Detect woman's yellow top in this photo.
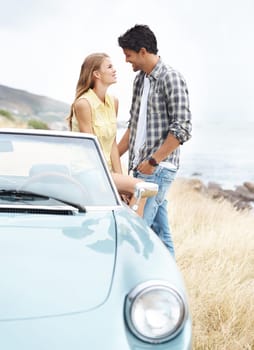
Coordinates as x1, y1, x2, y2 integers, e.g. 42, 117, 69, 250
72, 89, 117, 170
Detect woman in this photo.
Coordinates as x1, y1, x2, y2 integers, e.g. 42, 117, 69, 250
67, 53, 145, 215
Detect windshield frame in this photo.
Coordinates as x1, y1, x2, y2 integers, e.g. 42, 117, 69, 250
0, 129, 122, 209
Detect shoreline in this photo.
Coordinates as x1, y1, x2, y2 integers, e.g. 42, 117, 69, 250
176, 177, 254, 211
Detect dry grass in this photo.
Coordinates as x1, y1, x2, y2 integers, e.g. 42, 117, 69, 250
169, 178, 254, 349
0, 118, 27, 128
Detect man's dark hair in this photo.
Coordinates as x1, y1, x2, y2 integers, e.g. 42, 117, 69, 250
118, 24, 158, 54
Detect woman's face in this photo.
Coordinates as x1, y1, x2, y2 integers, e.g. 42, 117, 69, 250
97, 57, 117, 85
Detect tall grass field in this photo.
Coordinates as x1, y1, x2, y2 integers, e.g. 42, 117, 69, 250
169, 178, 254, 349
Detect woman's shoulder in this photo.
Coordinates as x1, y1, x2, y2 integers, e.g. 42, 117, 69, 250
73, 97, 91, 114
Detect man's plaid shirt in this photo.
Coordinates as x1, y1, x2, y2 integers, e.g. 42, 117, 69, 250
128, 58, 192, 171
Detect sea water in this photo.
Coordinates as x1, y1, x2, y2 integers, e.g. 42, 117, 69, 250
177, 119, 254, 189
118, 119, 254, 190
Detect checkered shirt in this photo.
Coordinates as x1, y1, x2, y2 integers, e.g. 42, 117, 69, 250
128, 58, 192, 171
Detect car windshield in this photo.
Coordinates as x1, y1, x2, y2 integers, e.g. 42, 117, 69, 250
0, 131, 119, 207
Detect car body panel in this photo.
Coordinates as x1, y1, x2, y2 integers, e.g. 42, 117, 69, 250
0, 129, 192, 349
0, 211, 116, 319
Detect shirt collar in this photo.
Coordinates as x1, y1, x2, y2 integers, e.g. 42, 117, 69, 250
89, 88, 111, 108
148, 57, 163, 80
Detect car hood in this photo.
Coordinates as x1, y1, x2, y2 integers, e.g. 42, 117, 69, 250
0, 211, 116, 320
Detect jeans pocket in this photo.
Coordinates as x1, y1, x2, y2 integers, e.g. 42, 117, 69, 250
133, 170, 156, 182
160, 168, 177, 183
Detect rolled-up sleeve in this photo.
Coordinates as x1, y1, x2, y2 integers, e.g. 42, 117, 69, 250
165, 71, 192, 144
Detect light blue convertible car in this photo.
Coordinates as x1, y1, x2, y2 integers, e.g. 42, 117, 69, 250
0, 128, 192, 349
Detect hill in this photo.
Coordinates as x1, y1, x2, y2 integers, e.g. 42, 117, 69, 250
0, 84, 70, 129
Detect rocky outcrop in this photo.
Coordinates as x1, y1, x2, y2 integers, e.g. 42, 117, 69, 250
187, 179, 254, 211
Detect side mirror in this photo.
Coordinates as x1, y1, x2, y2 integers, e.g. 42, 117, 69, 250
131, 182, 158, 212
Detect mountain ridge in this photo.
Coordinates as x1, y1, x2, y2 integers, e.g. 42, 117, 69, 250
0, 84, 70, 128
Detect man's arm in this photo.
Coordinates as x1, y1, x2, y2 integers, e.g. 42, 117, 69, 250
137, 133, 180, 174
138, 70, 191, 175
165, 71, 192, 145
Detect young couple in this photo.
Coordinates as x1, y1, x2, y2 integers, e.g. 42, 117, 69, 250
67, 24, 192, 257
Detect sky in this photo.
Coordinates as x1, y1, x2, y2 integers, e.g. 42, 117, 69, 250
0, 0, 254, 124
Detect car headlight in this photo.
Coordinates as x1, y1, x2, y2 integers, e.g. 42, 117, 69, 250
125, 280, 188, 344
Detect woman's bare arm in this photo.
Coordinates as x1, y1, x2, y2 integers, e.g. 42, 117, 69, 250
110, 139, 123, 173
110, 96, 122, 173
118, 128, 130, 156
73, 98, 93, 133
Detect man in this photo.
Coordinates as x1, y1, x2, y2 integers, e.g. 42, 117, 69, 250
117, 24, 192, 257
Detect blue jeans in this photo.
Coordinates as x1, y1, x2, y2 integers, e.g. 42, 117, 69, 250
133, 166, 177, 257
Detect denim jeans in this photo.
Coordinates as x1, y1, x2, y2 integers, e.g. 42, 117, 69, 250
133, 166, 177, 257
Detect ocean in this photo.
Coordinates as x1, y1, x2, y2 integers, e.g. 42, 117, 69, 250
118, 119, 254, 190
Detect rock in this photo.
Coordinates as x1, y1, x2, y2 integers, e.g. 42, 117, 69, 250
191, 172, 202, 177
187, 178, 254, 211
244, 181, 254, 193
207, 182, 222, 189
207, 182, 224, 199
188, 178, 206, 192
231, 199, 252, 211
235, 186, 254, 201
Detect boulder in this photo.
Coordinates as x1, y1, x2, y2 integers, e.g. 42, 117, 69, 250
235, 185, 254, 201
187, 178, 254, 211
244, 181, 254, 193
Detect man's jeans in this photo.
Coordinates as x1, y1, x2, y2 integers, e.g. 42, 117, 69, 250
133, 166, 177, 257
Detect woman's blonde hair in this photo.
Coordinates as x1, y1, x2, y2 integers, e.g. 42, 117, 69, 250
66, 52, 109, 130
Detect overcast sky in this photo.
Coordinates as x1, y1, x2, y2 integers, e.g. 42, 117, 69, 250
0, 0, 253, 123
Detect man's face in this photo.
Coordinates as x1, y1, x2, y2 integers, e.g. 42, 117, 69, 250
122, 48, 144, 72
